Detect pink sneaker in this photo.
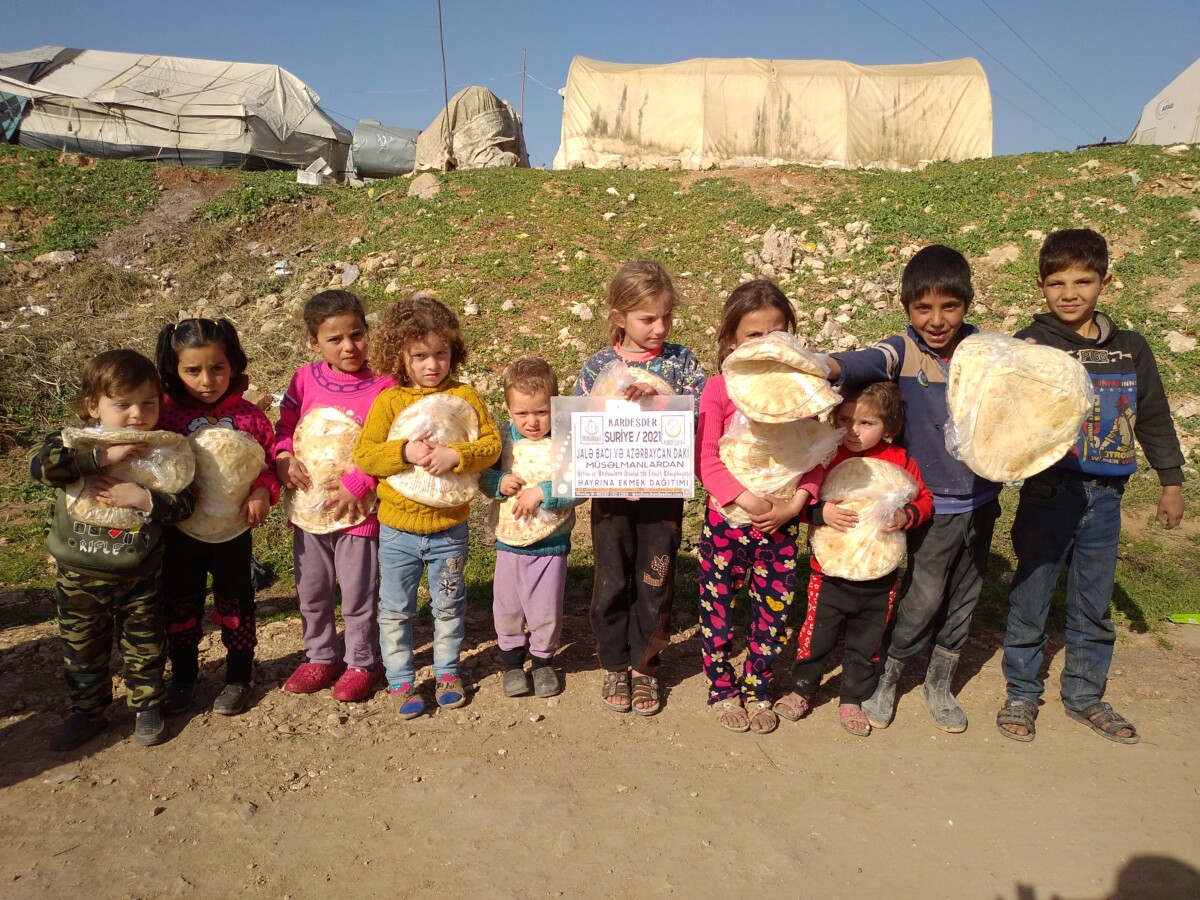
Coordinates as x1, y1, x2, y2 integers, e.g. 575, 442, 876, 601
283, 661, 345, 694
332, 666, 383, 702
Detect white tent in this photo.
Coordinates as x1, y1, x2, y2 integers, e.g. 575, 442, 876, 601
1129, 58, 1200, 146
554, 56, 992, 171
0, 46, 350, 172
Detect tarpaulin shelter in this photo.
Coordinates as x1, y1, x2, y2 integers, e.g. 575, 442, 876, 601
554, 56, 992, 170
1129, 58, 1200, 146
414, 85, 529, 172
351, 119, 421, 179
0, 45, 351, 172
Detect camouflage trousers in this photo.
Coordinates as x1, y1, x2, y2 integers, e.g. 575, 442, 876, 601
56, 567, 166, 717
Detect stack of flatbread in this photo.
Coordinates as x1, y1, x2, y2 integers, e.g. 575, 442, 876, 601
717, 415, 840, 525
590, 359, 675, 397
488, 436, 572, 546
61, 427, 194, 530
946, 333, 1093, 483
283, 406, 371, 535
810, 456, 918, 581
386, 394, 480, 507
178, 427, 266, 543
723, 332, 840, 423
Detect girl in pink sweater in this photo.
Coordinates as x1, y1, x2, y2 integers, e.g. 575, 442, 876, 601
274, 291, 397, 702
695, 281, 823, 734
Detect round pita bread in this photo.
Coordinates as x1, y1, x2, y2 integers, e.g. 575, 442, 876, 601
62, 427, 194, 530
810, 456, 917, 581
947, 333, 1093, 483
717, 417, 840, 525
590, 361, 675, 397
178, 427, 266, 543
488, 437, 572, 547
723, 332, 840, 423
386, 394, 481, 508
283, 406, 371, 535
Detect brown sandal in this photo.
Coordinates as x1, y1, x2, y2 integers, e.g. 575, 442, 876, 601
745, 699, 779, 734
713, 698, 749, 733
774, 692, 811, 722
630, 674, 661, 716
601, 670, 631, 712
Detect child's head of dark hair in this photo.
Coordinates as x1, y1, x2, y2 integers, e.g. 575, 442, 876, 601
716, 279, 797, 367
504, 357, 559, 401
900, 244, 974, 310
369, 293, 467, 385
606, 261, 679, 346
1038, 228, 1109, 279
76, 349, 161, 422
155, 318, 248, 401
839, 381, 905, 438
302, 289, 367, 338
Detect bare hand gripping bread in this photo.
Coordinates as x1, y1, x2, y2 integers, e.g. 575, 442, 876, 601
386, 394, 480, 508
946, 333, 1093, 483
283, 406, 371, 535
488, 436, 572, 546
589, 359, 675, 397
810, 456, 917, 581
62, 426, 194, 530
722, 332, 840, 423
178, 427, 266, 543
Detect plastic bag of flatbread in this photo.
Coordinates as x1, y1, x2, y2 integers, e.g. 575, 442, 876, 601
178, 427, 266, 543
283, 406, 372, 535
945, 332, 1094, 483
61, 427, 195, 530
810, 456, 917, 581
722, 331, 840, 423
488, 436, 573, 547
717, 413, 840, 525
589, 359, 675, 397
386, 394, 480, 508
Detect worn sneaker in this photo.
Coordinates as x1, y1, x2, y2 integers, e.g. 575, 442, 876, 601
134, 708, 167, 746
435, 674, 468, 709
162, 681, 194, 716
389, 682, 425, 719
283, 661, 346, 695
502, 668, 531, 698
212, 683, 252, 716
532, 665, 562, 698
50, 712, 108, 752
332, 666, 383, 703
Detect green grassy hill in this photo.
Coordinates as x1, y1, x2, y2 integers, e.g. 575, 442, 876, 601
2, 143, 1198, 630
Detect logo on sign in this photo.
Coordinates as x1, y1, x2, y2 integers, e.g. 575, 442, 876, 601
1156, 99, 1174, 120
579, 415, 604, 444
662, 414, 688, 446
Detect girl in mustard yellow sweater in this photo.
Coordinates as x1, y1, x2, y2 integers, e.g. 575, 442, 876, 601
353, 295, 500, 718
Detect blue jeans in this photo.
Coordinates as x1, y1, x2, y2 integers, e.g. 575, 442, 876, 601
377, 522, 469, 687
1003, 469, 1124, 711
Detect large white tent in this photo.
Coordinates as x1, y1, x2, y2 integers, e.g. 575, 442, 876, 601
0, 46, 350, 172
1129, 58, 1200, 146
554, 56, 992, 171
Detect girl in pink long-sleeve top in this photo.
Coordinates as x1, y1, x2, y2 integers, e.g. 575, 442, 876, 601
696, 280, 823, 735
274, 291, 397, 703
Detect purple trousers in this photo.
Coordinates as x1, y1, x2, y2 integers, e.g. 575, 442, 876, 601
293, 528, 380, 669
492, 551, 566, 659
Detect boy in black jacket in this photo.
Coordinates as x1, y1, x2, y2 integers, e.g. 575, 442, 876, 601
997, 229, 1185, 744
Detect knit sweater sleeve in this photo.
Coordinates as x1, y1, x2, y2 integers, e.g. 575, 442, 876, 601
353, 389, 409, 478
1131, 333, 1186, 485
447, 384, 502, 475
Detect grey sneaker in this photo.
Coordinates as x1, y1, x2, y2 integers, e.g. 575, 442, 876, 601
134, 708, 167, 746
212, 683, 251, 716
532, 665, 561, 698
503, 668, 531, 697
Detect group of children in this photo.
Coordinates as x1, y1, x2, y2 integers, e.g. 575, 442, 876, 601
32, 227, 1185, 752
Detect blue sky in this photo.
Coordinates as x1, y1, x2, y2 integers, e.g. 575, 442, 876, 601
7, 1, 1198, 167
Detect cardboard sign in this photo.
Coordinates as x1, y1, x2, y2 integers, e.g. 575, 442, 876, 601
550, 396, 695, 499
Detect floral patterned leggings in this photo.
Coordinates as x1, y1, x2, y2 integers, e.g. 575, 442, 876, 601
697, 506, 800, 704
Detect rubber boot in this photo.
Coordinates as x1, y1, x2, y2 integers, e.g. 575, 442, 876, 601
922, 645, 967, 733
862, 656, 905, 729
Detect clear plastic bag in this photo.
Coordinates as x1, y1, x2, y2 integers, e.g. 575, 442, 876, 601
589, 358, 675, 397
61, 426, 194, 530
386, 394, 481, 507
283, 406, 372, 535
488, 436, 572, 547
722, 331, 840, 423
945, 332, 1094, 483
178, 427, 266, 544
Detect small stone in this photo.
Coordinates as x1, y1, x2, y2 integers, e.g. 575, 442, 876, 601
602, 212, 617, 221
152, 806, 166, 817
605, 187, 619, 195
384, 280, 400, 294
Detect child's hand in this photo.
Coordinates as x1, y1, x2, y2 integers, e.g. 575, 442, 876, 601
423, 445, 461, 477
276, 453, 312, 491
512, 486, 543, 519
621, 382, 658, 402
324, 483, 371, 521
242, 486, 271, 528
499, 473, 525, 497
749, 495, 792, 535
90, 475, 152, 512
1157, 484, 1184, 529
734, 490, 772, 518
96, 442, 146, 467
822, 502, 859, 532
881, 508, 907, 533
404, 434, 436, 468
